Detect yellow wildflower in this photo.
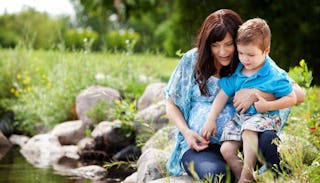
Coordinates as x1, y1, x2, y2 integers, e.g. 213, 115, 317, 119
23, 76, 31, 84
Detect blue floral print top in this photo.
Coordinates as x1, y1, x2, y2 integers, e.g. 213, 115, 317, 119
164, 48, 235, 176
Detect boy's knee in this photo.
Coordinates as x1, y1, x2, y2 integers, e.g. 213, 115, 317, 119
220, 144, 234, 159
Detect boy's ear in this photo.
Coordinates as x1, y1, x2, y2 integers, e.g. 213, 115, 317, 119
264, 46, 270, 54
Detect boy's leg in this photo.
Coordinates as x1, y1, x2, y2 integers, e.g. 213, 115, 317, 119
239, 130, 258, 183
220, 140, 242, 179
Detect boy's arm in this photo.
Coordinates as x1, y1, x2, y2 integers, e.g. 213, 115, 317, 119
254, 91, 297, 113
201, 90, 229, 140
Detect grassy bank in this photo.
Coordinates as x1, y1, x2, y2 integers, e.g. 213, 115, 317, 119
0, 48, 319, 182
0, 48, 178, 134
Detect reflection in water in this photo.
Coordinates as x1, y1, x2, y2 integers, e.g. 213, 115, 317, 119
0, 146, 132, 183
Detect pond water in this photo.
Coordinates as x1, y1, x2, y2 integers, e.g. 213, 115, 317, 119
0, 146, 132, 183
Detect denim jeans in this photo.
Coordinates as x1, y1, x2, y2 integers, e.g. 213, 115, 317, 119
181, 130, 280, 182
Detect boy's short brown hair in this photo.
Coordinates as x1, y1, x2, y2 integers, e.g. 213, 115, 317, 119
236, 18, 271, 51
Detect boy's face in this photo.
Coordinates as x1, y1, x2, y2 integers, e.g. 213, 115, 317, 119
237, 43, 269, 73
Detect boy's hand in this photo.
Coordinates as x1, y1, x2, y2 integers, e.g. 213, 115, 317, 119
201, 118, 217, 140
254, 93, 269, 113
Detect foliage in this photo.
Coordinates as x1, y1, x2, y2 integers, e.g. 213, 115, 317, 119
289, 60, 320, 150
0, 48, 177, 135
104, 29, 141, 52
289, 59, 313, 88
0, 9, 68, 49
63, 28, 99, 51
87, 99, 137, 138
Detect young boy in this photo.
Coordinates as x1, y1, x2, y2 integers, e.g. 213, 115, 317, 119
201, 18, 297, 182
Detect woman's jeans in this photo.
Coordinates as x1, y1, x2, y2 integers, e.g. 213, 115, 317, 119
181, 130, 280, 182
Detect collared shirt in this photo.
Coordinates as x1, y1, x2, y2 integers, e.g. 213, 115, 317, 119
219, 56, 293, 115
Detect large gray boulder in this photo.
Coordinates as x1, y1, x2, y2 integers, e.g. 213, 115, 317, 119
76, 85, 121, 125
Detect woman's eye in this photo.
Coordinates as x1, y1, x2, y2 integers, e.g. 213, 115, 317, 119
226, 42, 233, 46
211, 44, 218, 47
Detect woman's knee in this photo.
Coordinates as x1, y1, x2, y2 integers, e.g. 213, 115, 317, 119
259, 130, 279, 147
258, 130, 280, 166
182, 147, 228, 180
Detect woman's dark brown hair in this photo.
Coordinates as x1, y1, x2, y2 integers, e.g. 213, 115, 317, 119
194, 9, 243, 96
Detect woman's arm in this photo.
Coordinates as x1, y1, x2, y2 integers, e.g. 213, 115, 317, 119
166, 99, 209, 151
233, 88, 275, 113
254, 91, 297, 113
292, 82, 305, 104
233, 83, 305, 113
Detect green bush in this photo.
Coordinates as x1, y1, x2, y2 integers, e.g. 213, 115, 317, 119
104, 29, 141, 53
63, 28, 99, 51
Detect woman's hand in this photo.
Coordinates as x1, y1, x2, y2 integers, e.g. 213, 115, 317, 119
183, 129, 209, 152
233, 89, 257, 113
234, 88, 275, 113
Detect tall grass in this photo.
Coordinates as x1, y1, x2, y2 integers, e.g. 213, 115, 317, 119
0, 47, 178, 134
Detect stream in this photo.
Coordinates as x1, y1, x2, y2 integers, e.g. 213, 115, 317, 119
0, 146, 132, 183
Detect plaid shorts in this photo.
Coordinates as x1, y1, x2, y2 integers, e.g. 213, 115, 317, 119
220, 113, 281, 142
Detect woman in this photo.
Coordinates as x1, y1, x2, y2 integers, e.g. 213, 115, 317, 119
165, 9, 304, 182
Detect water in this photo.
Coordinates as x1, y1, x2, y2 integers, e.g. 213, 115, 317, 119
0, 146, 133, 183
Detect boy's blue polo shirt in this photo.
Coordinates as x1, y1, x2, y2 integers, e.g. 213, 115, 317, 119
219, 56, 293, 115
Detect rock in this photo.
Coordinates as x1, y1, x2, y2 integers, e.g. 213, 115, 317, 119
77, 137, 96, 151
121, 172, 137, 183
76, 85, 121, 125
91, 120, 135, 154
20, 133, 64, 168
0, 131, 11, 147
142, 125, 175, 153
137, 82, 167, 110
135, 100, 169, 132
70, 165, 108, 180
112, 145, 141, 161
136, 148, 170, 183
62, 145, 80, 159
9, 134, 29, 147
51, 120, 86, 145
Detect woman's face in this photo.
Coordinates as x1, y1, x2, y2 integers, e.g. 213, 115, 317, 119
210, 33, 235, 69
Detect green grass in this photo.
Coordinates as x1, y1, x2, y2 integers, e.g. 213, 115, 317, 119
0, 48, 178, 134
